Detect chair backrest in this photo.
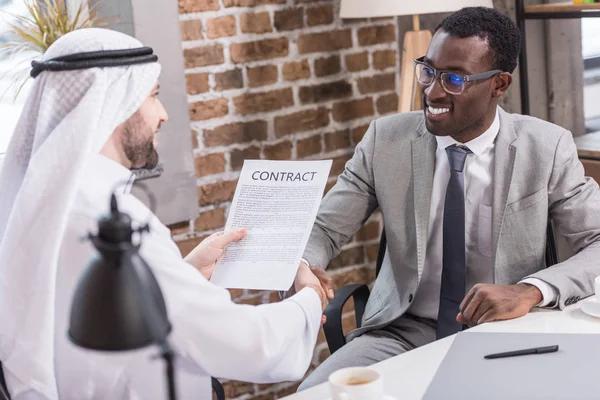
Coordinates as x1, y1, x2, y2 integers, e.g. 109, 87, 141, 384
0, 361, 11, 400
374, 218, 559, 278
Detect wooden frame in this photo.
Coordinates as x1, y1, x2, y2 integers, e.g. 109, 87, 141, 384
398, 15, 433, 113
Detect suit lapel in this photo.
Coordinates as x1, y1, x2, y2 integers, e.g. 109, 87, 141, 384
412, 123, 436, 282
492, 109, 518, 270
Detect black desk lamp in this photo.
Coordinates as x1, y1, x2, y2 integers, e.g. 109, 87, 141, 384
68, 187, 177, 400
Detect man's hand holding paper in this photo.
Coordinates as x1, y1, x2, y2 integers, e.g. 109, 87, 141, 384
210, 160, 333, 291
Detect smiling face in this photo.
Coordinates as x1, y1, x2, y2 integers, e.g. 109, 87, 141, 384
421, 29, 512, 143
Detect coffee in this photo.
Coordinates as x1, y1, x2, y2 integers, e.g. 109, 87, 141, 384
344, 377, 372, 386
329, 367, 383, 400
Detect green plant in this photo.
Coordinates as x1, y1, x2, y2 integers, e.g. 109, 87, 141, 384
0, 0, 114, 99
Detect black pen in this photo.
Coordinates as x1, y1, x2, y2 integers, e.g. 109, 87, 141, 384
484, 345, 559, 359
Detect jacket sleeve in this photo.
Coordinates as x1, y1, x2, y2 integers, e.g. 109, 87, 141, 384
526, 130, 600, 309
303, 121, 379, 269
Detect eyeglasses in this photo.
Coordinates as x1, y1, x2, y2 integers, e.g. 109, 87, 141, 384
413, 56, 502, 95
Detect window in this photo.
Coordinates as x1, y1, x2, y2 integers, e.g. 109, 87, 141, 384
0, 0, 33, 157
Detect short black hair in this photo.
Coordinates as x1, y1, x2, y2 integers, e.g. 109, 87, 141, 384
436, 7, 521, 73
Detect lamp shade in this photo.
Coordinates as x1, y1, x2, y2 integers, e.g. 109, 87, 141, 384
68, 197, 172, 351
340, 0, 494, 19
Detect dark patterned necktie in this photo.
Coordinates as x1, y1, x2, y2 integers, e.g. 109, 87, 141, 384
437, 145, 471, 340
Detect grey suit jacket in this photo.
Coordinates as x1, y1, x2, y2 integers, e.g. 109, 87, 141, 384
304, 108, 600, 340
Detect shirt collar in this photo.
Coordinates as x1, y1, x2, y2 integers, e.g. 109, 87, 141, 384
434, 108, 500, 156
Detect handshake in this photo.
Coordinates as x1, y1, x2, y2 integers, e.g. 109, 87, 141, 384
292, 262, 335, 323
184, 229, 335, 321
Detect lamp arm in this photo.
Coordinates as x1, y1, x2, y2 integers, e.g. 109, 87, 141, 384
128, 252, 177, 400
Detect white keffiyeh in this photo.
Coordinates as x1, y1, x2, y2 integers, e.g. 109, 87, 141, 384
0, 28, 160, 399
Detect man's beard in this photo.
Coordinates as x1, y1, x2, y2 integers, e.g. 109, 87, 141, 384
121, 111, 159, 169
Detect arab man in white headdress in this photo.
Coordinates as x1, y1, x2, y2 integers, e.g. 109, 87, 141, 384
0, 28, 330, 400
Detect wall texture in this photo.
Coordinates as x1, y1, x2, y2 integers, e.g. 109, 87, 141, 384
171, 0, 400, 398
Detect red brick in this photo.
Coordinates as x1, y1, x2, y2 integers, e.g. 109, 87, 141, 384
178, 0, 218, 13
298, 29, 352, 54
314, 55, 340, 77
247, 65, 278, 88
342, 18, 368, 24
373, 49, 397, 70
274, 8, 304, 31
240, 12, 272, 33
184, 44, 224, 68
283, 60, 310, 81
366, 242, 380, 262
332, 98, 374, 122
214, 69, 243, 91
377, 93, 399, 114
264, 141, 292, 160
198, 180, 238, 205
230, 38, 289, 63
345, 52, 369, 72
180, 20, 203, 41
325, 129, 351, 152
224, 0, 284, 5
306, 4, 333, 26
352, 123, 370, 143
176, 235, 209, 257
357, 73, 396, 94
204, 120, 267, 147
231, 146, 261, 171
185, 73, 209, 95
221, 380, 254, 398
169, 221, 190, 236
299, 80, 352, 104
233, 88, 294, 115
193, 208, 226, 232
194, 153, 225, 177
358, 24, 396, 46
329, 246, 365, 270
356, 220, 380, 241
297, 135, 322, 158
274, 108, 329, 137
206, 15, 236, 38
189, 98, 229, 121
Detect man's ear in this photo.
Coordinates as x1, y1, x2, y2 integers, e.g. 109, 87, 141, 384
492, 72, 512, 98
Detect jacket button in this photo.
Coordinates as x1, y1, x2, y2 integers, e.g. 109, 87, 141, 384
408, 294, 414, 303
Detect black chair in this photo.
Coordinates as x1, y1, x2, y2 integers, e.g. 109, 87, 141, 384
212, 377, 225, 400
0, 361, 10, 400
0, 360, 224, 400
323, 219, 559, 354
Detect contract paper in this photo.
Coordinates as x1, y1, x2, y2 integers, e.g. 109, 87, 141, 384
210, 159, 332, 290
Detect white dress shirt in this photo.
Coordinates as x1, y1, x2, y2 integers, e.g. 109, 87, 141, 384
39, 155, 322, 400
409, 109, 557, 320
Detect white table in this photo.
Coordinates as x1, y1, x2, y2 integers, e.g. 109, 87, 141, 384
283, 298, 600, 400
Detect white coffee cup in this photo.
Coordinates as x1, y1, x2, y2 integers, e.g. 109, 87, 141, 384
329, 367, 383, 400
595, 276, 600, 302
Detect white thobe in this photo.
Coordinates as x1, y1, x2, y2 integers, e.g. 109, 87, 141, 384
48, 155, 321, 399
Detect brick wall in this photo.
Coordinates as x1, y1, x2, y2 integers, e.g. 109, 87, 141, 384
172, 0, 400, 398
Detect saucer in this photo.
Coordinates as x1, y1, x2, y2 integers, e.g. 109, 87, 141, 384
581, 298, 600, 318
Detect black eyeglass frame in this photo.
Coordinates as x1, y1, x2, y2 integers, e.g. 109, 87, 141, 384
413, 56, 503, 95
